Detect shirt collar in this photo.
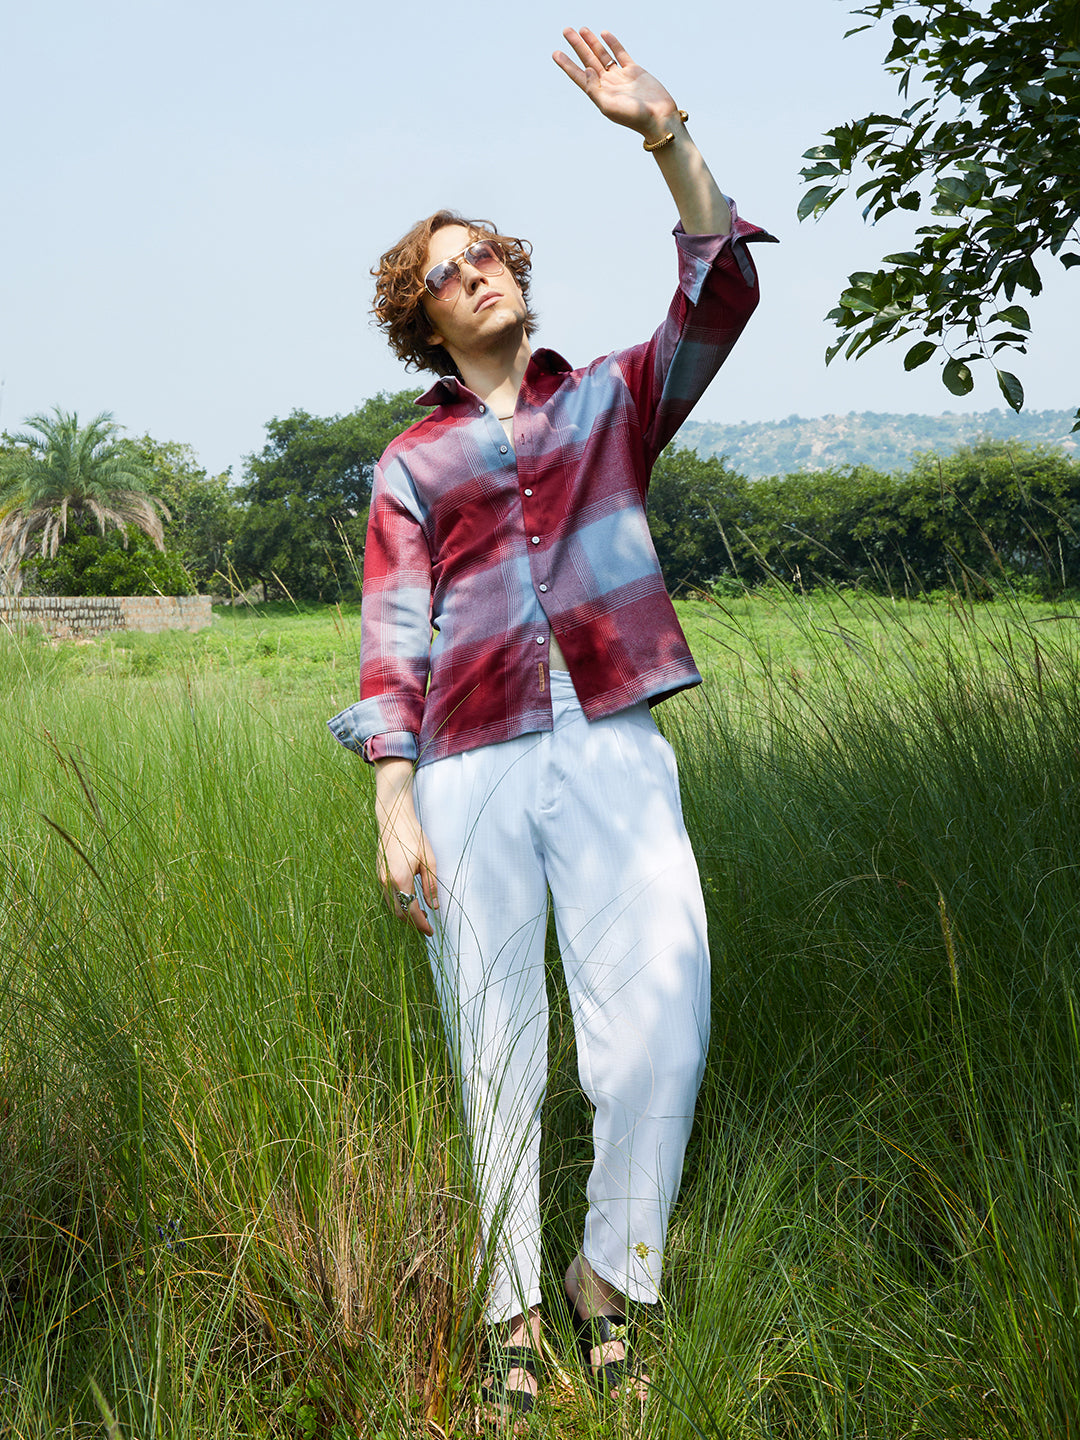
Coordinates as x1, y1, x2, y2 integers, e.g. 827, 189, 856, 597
415, 348, 573, 408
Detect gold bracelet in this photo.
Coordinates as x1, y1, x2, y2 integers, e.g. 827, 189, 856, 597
642, 110, 689, 152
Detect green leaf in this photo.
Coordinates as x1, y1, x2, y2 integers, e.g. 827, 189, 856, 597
996, 369, 1024, 413
839, 289, 879, 315
824, 338, 846, 366
1062, 253, 1080, 269
942, 358, 974, 396
993, 305, 1031, 330
801, 162, 841, 181
936, 176, 971, 201
891, 14, 923, 39
797, 185, 835, 222
988, 332, 1031, 350
904, 340, 937, 371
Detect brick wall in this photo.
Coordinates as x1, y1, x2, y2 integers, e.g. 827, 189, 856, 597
0, 594, 212, 639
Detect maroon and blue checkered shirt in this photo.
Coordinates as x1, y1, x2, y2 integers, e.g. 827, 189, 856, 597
329, 208, 773, 767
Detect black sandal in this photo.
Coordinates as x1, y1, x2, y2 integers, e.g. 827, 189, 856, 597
572, 1309, 642, 1396
479, 1342, 538, 1425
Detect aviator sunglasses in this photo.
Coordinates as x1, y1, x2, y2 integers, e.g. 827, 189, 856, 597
423, 238, 519, 301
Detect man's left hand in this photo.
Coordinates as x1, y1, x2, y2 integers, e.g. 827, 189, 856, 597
552, 27, 681, 146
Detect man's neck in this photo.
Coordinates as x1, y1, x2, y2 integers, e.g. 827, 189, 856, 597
453, 332, 533, 418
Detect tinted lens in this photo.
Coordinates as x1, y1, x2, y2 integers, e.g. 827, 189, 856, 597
464, 240, 504, 275
424, 258, 460, 300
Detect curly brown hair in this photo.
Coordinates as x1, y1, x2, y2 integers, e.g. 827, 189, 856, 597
372, 210, 537, 378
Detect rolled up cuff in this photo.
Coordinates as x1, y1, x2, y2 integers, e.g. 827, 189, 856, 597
327, 704, 419, 765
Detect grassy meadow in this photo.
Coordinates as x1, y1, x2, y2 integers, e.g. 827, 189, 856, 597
3, 588, 1080, 1438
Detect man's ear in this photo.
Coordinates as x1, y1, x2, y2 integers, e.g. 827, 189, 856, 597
427, 327, 444, 349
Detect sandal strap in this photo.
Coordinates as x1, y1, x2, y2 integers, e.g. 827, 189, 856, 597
480, 1344, 538, 1420
490, 1343, 538, 1379
573, 1308, 637, 1392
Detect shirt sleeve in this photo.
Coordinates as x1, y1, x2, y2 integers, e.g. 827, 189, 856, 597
327, 450, 432, 763
614, 201, 777, 470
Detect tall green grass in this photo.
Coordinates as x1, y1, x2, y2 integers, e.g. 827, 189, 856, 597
2, 590, 1079, 1437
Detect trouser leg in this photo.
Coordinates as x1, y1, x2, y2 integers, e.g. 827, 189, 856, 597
413, 681, 711, 1317
541, 676, 711, 1305
413, 740, 549, 1324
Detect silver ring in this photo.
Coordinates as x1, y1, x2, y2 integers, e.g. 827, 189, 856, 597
396, 889, 413, 913
604, 58, 617, 69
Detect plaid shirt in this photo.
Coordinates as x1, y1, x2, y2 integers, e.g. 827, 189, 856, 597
329, 208, 773, 767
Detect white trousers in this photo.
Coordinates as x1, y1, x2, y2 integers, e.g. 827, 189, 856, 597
413, 670, 710, 1323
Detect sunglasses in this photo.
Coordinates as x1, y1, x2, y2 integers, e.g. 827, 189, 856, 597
423, 238, 509, 301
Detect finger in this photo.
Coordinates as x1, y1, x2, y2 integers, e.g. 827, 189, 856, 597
600, 29, 633, 68
419, 851, 439, 911
578, 26, 615, 68
387, 881, 415, 920
561, 26, 603, 75
405, 896, 434, 937
551, 48, 590, 92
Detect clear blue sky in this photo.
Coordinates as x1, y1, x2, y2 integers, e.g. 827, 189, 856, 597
1, 0, 1074, 476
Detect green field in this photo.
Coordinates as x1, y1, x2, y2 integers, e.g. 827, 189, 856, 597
3, 591, 1080, 1438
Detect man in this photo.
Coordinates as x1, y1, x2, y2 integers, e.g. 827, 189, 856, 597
329, 25, 773, 1422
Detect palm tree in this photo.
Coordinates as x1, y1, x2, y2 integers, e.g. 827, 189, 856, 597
0, 409, 170, 595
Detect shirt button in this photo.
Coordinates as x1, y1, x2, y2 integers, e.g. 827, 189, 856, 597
536, 636, 545, 645
479, 404, 486, 413
539, 583, 548, 593
523, 488, 533, 496
500, 444, 508, 454
531, 536, 540, 545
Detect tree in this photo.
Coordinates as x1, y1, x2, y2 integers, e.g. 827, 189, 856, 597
124, 434, 238, 592
647, 445, 752, 589
738, 464, 899, 587
720, 442, 1080, 595
800, 0, 1080, 421
233, 391, 420, 601
0, 409, 171, 595
875, 440, 1080, 591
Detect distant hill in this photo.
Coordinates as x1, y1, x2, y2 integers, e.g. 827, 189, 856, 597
680, 408, 1079, 479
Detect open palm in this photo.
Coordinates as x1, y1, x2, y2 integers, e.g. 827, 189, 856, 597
552, 27, 680, 136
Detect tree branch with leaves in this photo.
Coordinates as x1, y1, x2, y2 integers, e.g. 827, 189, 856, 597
801, 0, 1080, 426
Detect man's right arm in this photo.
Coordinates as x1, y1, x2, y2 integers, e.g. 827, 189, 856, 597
374, 757, 438, 936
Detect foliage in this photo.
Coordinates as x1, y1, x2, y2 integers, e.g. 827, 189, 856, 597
734, 462, 900, 586
685, 440, 1080, 597
0, 409, 171, 595
648, 444, 751, 589
28, 523, 195, 596
865, 439, 1080, 589
234, 391, 420, 600
800, 0, 1080, 421
123, 434, 238, 591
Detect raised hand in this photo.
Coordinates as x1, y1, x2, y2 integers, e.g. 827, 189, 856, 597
552, 27, 680, 141
552, 24, 731, 236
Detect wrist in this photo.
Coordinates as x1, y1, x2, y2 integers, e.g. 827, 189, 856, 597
640, 108, 682, 140
642, 109, 689, 154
